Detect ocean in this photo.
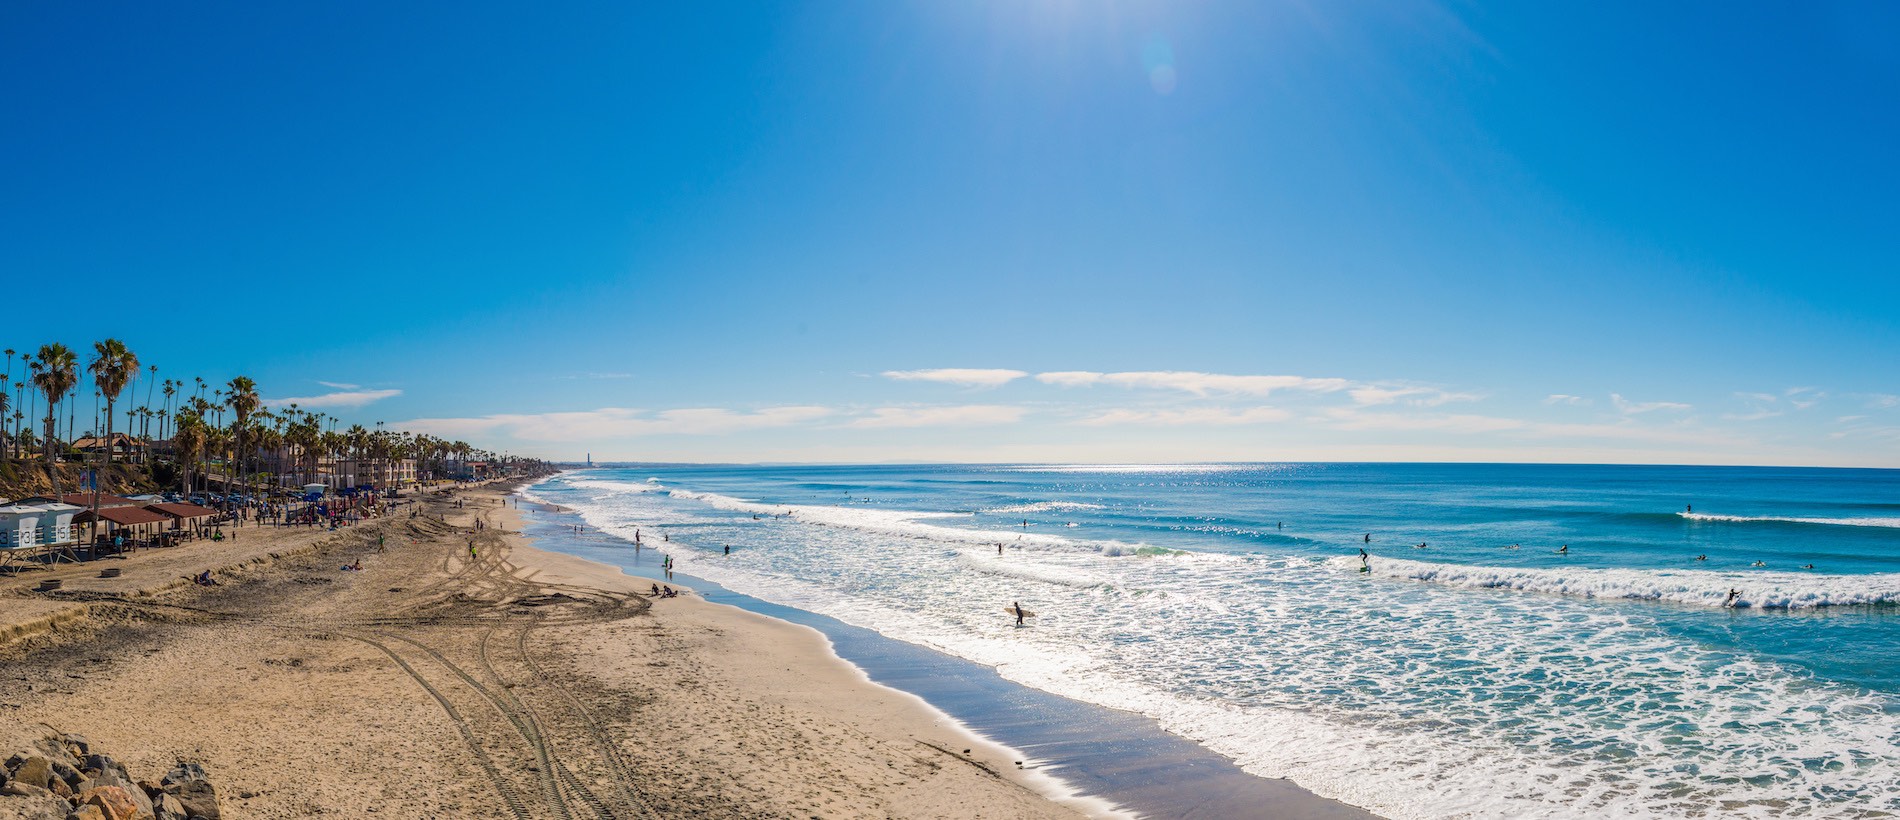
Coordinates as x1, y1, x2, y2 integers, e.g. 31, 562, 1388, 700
524, 463, 1900, 818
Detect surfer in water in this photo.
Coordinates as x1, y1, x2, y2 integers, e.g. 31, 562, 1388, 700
1364, 533, 1371, 544
1415, 542, 1428, 549
1012, 601, 1026, 625
1724, 588, 1741, 608
1687, 504, 1693, 513
1358, 548, 1371, 573
1695, 554, 1708, 561
1556, 544, 1569, 555
1752, 560, 1767, 567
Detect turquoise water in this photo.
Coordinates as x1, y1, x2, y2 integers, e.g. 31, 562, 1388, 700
529, 463, 1900, 818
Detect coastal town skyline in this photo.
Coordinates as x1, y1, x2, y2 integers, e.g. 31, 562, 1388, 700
6, 2, 1897, 466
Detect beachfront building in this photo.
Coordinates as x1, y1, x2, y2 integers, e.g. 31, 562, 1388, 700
328, 458, 418, 490
144, 502, 218, 531
75, 506, 170, 542
0, 502, 83, 549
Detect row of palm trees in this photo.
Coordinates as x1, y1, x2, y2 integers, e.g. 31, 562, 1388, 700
2, 340, 542, 496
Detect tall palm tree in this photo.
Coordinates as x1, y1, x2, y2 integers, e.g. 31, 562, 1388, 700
174, 414, 206, 495
88, 338, 139, 464
226, 376, 259, 492
2, 348, 13, 460
31, 344, 78, 496
161, 379, 177, 441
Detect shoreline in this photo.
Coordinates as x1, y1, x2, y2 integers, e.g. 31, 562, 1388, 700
0, 478, 1093, 818
514, 476, 1381, 819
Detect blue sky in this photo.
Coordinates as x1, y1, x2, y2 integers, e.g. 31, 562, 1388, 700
4, 1, 1897, 465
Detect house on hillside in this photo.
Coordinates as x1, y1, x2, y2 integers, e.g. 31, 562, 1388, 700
72, 433, 146, 461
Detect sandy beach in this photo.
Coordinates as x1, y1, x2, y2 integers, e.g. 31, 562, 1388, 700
0, 480, 1094, 818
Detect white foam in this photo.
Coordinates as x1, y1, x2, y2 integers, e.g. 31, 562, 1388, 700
1680, 511, 1900, 528
984, 501, 1107, 514
1345, 555, 1900, 609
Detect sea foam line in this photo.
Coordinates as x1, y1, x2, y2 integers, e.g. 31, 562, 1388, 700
1680, 511, 1900, 528
1347, 555, 1900, 609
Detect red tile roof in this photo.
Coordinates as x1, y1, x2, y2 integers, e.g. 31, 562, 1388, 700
144, 503, 218, 520
55, 493, 141, 508
76, 507, 170, 526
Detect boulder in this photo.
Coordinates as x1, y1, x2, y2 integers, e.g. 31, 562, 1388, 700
76, 785, 145, 820
158, 765, 214, 820
0, 783, 67, 820
9, 757, 54, 791
150, 794, 186, 820
66, 806, 109, 820
57, 736, 92, 759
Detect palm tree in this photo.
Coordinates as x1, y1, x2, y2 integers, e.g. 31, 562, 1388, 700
226, 376, 259, 493
161, 380, 177, 441
32, 343, 78, 468
174, 414, 206, 494
88, 338, 139, 464
2, 348, 13, 460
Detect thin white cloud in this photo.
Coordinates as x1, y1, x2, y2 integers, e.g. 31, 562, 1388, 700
399, 406, 831, 442
1870, 394, 1900, 410
264, 388, 402, 409
1035, 370, 1350, 397
1078, 406, 1293, 426
1722, 410, 1783, 422
882, 369, 1029, 389
846, 405, 1028, 429
1349, 386, 1482, 407
1544, 394, 1587, 406
1610, 393, 1692, 414
1736, 392, 1779, 404
317, 381, 361, 390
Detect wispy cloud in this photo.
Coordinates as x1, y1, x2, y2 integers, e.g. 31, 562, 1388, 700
317, 381, 361, 390
400, 406, 831, 441
1544, 394, 1587, 406
1610, 393, 1692, 414
1348, 385, 1482, 407
1078, 406, 1292, 426
1317, 407, 1750, 447
882, 369, 1029, 389
1035, 370, 1351, 397
846, 405, 1028, 429
264, 388, 402, 409
1866, 394, 1899, 410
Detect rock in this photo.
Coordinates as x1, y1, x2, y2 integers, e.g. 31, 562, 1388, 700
159, 765, 214, 820
0, 783, 67, 820
135, 783, 161, 801
66, 807, 109, 820
49, 759, 81, 788
10, 757, 54, 791
48, 777, 72, 798
57, 736, 92, 759
76, 785, 144, 820
150, 794, 186, 820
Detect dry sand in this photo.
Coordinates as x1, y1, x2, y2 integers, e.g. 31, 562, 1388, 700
0, 481, 1088, 818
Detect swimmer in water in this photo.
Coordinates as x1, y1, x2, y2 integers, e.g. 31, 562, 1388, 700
1752, 560, 1767, 567
1556, 544, 1568, 554
1802, 563, 1815, 569
1415, 542, 1428, 549
1506, 543, 1520, 550
1695, 554, 1708, 561
1724, 588, 1740, 608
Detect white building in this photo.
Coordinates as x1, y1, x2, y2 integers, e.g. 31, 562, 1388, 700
0, 502, 82, 550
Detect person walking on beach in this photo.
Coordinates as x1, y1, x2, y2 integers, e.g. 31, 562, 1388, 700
1012, 601, 1026, 625
469, 540, 478, 560
724, 544, 730, 555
